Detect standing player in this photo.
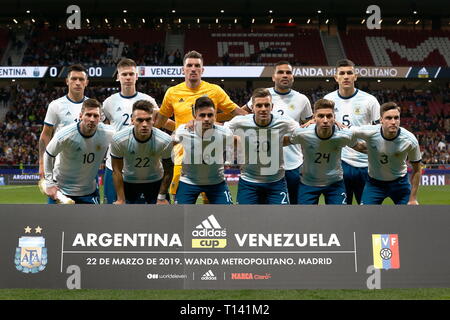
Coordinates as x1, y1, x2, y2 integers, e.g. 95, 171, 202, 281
43, 99, 114, 204
173, 96, 234, 204
243, 61, 313, 204
154, 50, 247, 201
225, 88, 299, 205
39, 64, 89, 178
110, 100, 173, 204
102, 58, 159, 204
352, 102, 422, 205
324, 59, 381, 204
286, 99, 364, 205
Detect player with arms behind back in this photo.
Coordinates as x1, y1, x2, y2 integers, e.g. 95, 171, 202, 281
154, 50, 247, 202
39, 64, 89, 178
324, 59, 381, 204
102, 58, 160, 204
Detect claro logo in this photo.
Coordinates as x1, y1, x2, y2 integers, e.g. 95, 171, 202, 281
231, 273, 272, 280
192, 215, 227, 249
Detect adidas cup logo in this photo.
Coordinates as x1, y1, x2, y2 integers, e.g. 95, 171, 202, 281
191, 215, 227, 249
192, 215, 226, 237
201, 270, 217, 281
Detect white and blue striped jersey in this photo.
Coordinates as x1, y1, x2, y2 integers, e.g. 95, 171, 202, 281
225, 114, 299, 183
246, 88, 313, 170
102, 92, 158, 170
352, 125, 421, 181
324, 89, 380, 168
110, 126, 173, 183
45, 122, 114, 196
290, 125, 357, 187
173, 124, 234, 186
43, 95, 88, 133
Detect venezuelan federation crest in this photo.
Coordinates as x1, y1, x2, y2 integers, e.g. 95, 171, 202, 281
14, 226, 47, 273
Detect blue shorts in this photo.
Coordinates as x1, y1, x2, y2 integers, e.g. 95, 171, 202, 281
176, 181, 232, 204
103, 168, 117, 204
361, 175, 411, 205
298, 180, 347, 205
48, 189, 100, 204
237, 178, 289, 205
124, 180, 162, 204
342, 161, 368, 205
285, 166, 301, 205
104, 168, 146, 204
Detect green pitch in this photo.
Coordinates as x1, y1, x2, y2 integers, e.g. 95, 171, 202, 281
0, 184, 448, 300
0, 184, 449, 204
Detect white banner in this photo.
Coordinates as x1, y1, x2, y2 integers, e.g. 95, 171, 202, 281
0, 66, 48, 78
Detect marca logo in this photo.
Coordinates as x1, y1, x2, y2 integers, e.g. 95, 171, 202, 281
231, 273, 272, 280
372, 234, 400, 270
192, 215, 227, 249
201, 270, 217, 281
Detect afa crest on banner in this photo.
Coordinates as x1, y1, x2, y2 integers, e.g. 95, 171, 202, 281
14, 235, 47, 273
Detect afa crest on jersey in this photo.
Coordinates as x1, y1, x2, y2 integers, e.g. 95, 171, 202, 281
14, 227, 47, 274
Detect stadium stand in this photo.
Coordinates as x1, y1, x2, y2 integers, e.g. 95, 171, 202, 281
0, 82, 448, 166
21, 28, 166, 67
340, 29, 450, 67
184, 28, 327, 66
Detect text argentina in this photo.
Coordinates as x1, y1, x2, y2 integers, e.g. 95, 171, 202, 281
72, 233, 182, 247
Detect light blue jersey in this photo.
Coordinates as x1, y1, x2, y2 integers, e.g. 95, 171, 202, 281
102, 92, 158, 170
246, 88, 312, 170
110, 126, 173, 183
43, 95, 88, 132
174, 124, 234, 186
225, 114, 299, 183
352, 125, 421, 181
290, 125, 357, 187
324, 89, 380, 167
44, 122, 114, 196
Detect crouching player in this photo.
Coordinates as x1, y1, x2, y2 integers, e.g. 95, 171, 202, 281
110, 100, 173, 204
173, 96, 234, 204
43, 99, 114, 204
352, 102, 421, 205
285, 99, 365, 204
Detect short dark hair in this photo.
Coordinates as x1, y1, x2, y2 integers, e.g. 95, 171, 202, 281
314, 99, 335, 112
336, 59, 355, 68
67, 64, 87, 78
117, 58, 137, 70
132, 100, 155, 115
81, 98, 101, 113
275, 61, 292, 68
251, 88, 271, 105
183, 50, 203, 65
193, 96, 215, 114
380, 102, 401, 117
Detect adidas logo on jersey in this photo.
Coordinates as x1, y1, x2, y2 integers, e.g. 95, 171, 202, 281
178, 98, 184, 103
192, 215, 226, 237
201, 270, 217, 281
65, 111, 72, 116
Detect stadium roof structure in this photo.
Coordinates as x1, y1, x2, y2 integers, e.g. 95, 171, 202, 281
1, 0, 448, 23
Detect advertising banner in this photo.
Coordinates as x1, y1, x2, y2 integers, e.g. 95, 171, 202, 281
0, 205, 448, 290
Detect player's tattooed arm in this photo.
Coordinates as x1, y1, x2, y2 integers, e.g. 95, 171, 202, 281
38, 125, 54, 178
158, 158, 174, 205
